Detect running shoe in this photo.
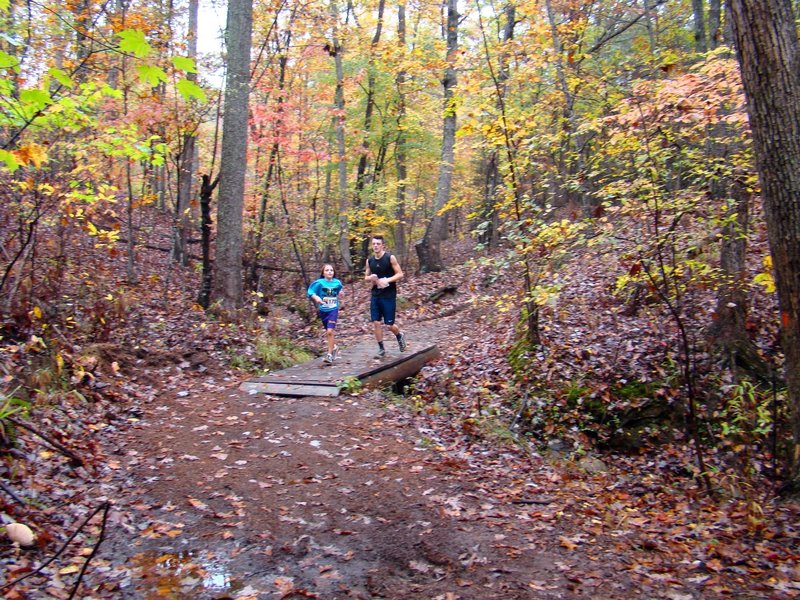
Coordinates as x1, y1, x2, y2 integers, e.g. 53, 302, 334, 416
374, 347, 386, 359
332, 345, 340, 360
397, 332, 407, 352
323, 352, 333, 364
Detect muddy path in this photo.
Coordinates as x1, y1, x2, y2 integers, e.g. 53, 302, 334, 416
87, 317, 640, 599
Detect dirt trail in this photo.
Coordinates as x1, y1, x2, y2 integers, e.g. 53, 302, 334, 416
88, 318, 636, 599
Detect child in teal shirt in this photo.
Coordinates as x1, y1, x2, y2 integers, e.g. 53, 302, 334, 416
307, 264, 344, 363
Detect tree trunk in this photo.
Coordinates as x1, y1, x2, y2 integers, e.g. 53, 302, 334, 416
330, 2, 353, 274
478, 2, 515, 251
728, 0, 800, 488
107, 0, 128, 90
212, 0, 253, 309
642, 0, 657, 52
174, 0, 199, 267
692, 0, 708, 53
416, 0, 458, 273
707, 177, 769, 380
544, 0, 577, 208
393, 1, 408, 264
197, 174, 218, 309
72, 0, 92, 83
354, 0, 385, 267
708, 0, 722, 49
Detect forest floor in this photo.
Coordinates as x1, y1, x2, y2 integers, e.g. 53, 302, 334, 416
80, 303, 797, 599
90, 312, 640, 599
2, 243, 799, 599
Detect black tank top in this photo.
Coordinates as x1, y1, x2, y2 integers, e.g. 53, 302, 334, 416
368, 253, 397, 298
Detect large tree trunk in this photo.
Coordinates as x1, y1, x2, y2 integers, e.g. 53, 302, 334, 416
728, 0, 800, 489
416, 0, 458, 273
212, 0, 253, 309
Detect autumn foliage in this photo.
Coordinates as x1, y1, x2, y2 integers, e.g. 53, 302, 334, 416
0, 0, 798, 596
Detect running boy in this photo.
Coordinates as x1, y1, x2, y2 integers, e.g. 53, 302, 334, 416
307, 264, 344, 364
365, 235, 407, 358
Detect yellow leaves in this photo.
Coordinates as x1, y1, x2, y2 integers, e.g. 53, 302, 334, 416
58, 564, 82, 576
12, 143, 48, 168
753, 255, 776, 293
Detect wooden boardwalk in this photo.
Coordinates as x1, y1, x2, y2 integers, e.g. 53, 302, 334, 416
239, 338, 440, 397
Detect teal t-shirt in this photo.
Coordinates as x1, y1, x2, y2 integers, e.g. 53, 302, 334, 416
307, 278, 343, 311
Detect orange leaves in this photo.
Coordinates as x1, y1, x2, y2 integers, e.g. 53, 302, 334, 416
187, 497, 209, 511
559, 535, 579, 550
8, 143, 48, 169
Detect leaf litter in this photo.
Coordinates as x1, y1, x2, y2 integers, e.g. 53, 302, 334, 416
0, 239, 797, 598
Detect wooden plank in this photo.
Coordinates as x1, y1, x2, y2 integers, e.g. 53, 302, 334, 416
239, 380, 341, 397
238, 343, 440, 397
359, 345, 440, 388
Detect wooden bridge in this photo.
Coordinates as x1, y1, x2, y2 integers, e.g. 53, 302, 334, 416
239, 338, 440, 398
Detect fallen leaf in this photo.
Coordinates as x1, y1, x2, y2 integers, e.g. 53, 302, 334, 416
559, 536, 578, 550
187, 498, 208, 510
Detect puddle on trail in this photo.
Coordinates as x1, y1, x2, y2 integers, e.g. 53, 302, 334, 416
132, 549, 242, 597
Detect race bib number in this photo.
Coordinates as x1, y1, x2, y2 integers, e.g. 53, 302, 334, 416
322, 296, 337, 308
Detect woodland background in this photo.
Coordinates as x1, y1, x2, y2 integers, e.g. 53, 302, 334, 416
1, 0, 800, 596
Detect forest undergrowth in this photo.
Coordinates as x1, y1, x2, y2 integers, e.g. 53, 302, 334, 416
0, 208, 798, 597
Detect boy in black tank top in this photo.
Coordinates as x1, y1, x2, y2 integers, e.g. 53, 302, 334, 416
364, 235, 408, 358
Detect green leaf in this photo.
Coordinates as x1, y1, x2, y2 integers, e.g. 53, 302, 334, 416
0, 0, 9, 12
48, 68, 74, 89
177, 78, 207, 103
171, 56, 197, 73
136, 65, 167, 87
20, 88, 53, 111
118, 29, 151, 58
101, 84, 124, 99
0, 50, 19, 70
0, 149, 19, 172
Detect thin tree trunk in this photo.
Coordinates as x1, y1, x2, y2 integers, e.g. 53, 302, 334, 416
355, 0, 386, 266
393, 1, 408, 265
330, 2, 353, 274
544, 0, 578, 207
72, 0, 92, 83
692, 0, 708, 53
197, 174, 219, 309
416, 0, 458, 273
707, 177, 768, 379
478, 2, 515, 251
174, 0, 199, 267
642, 0, 657, 52
708, 0, 722, 49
